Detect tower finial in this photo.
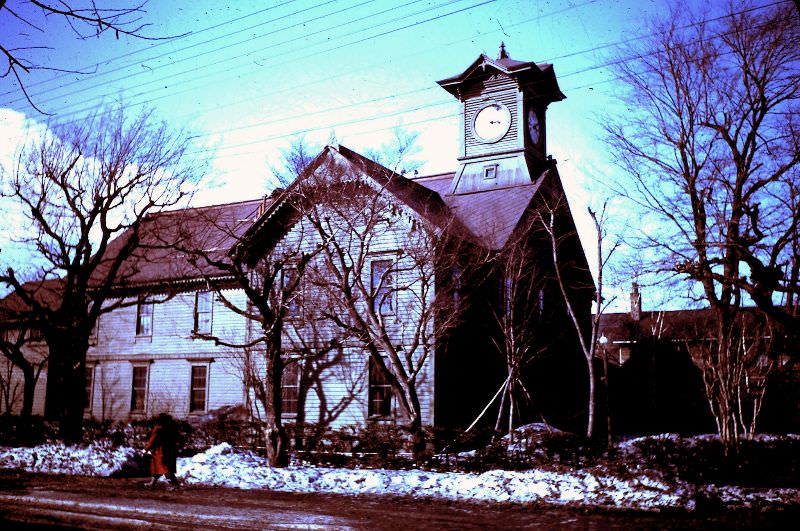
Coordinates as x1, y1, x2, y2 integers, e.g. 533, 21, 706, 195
498, 42, 508, 60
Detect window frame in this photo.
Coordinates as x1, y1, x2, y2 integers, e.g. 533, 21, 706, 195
280, 265, 303, 319
130, 364, 150, 413
370, 258, 396, 316
27, 326, 44, 342
88, 317, 99, 345
193, 291, 214, 335
483, 164, 498, 180
281, 361, 301, 418
135, 297, 154, 337
189, 364, 209, 413
368, 356, 393, 418
85, 364, 95, 413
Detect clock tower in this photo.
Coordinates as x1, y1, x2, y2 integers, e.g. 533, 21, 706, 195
437, 43, 565, 195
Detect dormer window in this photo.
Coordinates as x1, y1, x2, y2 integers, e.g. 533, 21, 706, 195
483, 164, 498, 180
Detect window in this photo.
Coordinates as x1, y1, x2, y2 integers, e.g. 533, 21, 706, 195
452, 265, 462, 307
483, 164, 498, 180
538, 288, 545, 315
89, 318, 99, 344
194, 291, 213, 334
130, 365, 149, 412
85, 365, 95, 411
189, 365, 208, 413
370, 259, 395, 315
281, 266, 302, 318
136, 298, 154, 337
281, 362, 301, 416
27, 327, 44, 342
368, 357, 392, 418
504, 272, 513, 321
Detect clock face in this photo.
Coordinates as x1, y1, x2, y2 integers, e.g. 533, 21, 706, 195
528, 108, 541, 147
472, 102, 511, 143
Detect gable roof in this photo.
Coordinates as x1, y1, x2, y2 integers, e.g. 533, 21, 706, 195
0, 144, 592, 301
240, 145, 480, 259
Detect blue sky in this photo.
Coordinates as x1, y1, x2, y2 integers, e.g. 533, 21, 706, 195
0, 0, 784, 309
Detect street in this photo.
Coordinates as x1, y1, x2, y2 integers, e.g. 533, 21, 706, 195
0, 470, 796, 530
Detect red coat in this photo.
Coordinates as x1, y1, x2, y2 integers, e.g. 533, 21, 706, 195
145, 424, 177, 475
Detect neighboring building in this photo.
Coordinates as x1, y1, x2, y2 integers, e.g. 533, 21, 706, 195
598, 285, 800, 435
1, 46, 593, 432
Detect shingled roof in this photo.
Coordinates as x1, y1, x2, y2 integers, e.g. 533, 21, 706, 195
98, 198, 265, 289
0, 143, 586, 300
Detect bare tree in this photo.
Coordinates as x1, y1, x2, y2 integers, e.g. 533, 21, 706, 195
542, 199, 616, 439
0, 324, 47, 417
0, 106, 198, 442
295, 149, 475, 457
605, 2, 799, 450
463, 218, 551, 440
364, 127, 424, 176
1, 1, 174, 113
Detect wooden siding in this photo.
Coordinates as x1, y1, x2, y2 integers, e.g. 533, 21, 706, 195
81, 288, 250, 420
462, 74, 522, 159
0, 344, 48, 416
451, 153, 534, 195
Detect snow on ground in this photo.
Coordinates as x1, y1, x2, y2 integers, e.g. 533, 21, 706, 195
0, 443, 137, 477
178, 443, 689, 511
1, 437, 797, 512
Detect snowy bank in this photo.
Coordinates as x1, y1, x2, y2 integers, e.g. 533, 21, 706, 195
1, 438, 798, 513
178, 443, 690, 511
0, 443, 138, 477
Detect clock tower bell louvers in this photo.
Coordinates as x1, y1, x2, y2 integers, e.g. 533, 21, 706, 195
437, 43, 565, 195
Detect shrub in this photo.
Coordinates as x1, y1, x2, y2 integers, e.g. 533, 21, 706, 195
0, 415, 59, 446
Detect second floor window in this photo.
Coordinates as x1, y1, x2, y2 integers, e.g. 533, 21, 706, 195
371, 259, 395, 315
136, 298, 153, 337
194, 291, 213, 334
281, 266, 302, 318
89, 318, 99, 344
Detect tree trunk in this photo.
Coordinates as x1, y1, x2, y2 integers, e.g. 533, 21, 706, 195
602, 346, 612, 448
46, 336, 87, 444
20, 363, 36, 419
586, 354, 595, 439
262, 334, 288, 467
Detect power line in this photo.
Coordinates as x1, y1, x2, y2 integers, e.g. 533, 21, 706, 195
4, 0, 386, 108
6, 0, 791, 171
0, 0, 305, 98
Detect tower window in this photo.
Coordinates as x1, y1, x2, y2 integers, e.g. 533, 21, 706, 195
483, 164, 498, 180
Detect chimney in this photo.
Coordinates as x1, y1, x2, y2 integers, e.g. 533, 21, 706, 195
630, 282, 642, 321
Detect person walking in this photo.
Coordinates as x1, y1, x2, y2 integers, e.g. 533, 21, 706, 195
144, 413, 180, 490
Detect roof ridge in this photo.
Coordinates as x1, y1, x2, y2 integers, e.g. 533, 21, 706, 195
155, 197, 265, 217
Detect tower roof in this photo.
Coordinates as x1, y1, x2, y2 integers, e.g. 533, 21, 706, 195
436, 44, 566, 103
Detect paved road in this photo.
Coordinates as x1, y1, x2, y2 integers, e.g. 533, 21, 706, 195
1, 471, 797, 530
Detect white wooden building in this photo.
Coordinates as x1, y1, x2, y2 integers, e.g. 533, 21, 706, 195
1, 46, 592, 431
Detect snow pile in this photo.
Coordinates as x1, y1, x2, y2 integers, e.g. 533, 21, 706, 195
177, 443, 689, 511
0, 443, 138, 477
2, 436, 798, 512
